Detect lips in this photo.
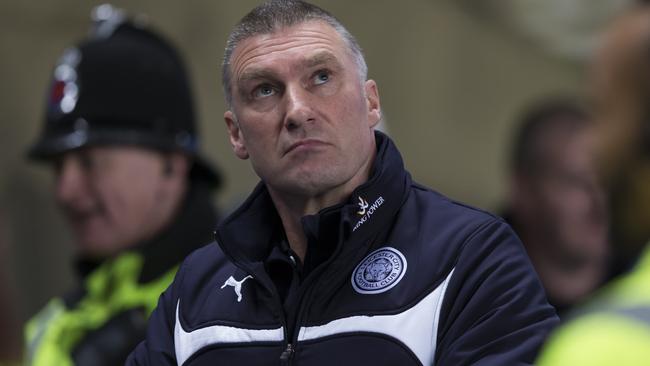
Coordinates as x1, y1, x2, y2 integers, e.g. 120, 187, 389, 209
285, 139, 329, 155
62, 204, 104, 228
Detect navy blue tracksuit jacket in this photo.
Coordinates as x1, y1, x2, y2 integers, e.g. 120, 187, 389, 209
128, 132, 558, 365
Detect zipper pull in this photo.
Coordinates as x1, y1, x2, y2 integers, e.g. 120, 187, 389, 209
280, 343, 294, 365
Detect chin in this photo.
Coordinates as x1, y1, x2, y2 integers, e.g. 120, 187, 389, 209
282, 170, 343, 194
76, 246, 110, 259
76, 236, 118, 258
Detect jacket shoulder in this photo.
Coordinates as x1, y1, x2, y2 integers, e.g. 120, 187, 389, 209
173, 241, 233, 296
411, 182, 502, 222
406, 182, 509, 252
404, 185, 558, 364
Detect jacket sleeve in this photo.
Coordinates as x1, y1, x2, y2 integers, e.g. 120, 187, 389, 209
434, 219, 559, 365
126, 252, 193, 365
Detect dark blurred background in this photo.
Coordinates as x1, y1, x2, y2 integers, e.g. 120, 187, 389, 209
0, 0, 637, 347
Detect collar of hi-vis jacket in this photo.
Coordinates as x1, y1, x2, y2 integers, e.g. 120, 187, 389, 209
214, 131, 412, 279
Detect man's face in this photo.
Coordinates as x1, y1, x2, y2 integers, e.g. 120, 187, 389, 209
53, 146, 181, 258
531, 128, 609, 263
225, 21, 381, 199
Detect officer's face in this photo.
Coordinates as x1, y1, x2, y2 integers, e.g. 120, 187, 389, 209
53, 146, 184, 258
225, 21, 381, 199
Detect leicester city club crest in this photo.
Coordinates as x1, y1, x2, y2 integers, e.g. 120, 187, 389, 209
352, 247, 407, 294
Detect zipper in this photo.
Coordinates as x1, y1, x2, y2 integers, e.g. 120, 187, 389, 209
242, 270, 292, 365
223, 265, 293, 364
282, 216, 361, 363
215, 230, 293, 365
215, 215, 362, 365
283, 252, 336, 360
280, 343, 294, 365
276, 288, 292, 365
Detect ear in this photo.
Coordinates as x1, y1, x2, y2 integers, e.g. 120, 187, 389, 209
225, 110, 249, 160
509, 173, 535, 217
364, 79, 381, 129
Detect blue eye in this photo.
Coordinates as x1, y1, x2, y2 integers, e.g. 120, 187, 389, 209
254, 84, 276, 98
314, 71, 330, 85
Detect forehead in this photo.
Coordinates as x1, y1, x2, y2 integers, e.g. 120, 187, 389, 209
230, 20, 351, 80
57, 145, 161, 163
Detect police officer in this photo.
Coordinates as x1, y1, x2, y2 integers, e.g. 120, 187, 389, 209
24, 5, 221, 365
537, 5, 650, 365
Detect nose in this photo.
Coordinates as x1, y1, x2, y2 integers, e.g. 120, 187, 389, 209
54, 154, 88, 206
588, 180, 608, 223
284, 84, 315, 131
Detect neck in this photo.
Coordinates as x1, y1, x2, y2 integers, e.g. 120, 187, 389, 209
267, 183, 359, 261
267, 164, 375, 261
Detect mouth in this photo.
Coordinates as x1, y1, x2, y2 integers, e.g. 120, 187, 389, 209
64, 206, 102, 226
285, 139, 328, 155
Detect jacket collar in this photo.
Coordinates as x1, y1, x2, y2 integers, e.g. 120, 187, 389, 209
215, 131, 411, 268
339, 131, 411, 244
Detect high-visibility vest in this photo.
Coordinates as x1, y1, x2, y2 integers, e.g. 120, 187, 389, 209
24, 252, 176, 366
537, 245, 650, 365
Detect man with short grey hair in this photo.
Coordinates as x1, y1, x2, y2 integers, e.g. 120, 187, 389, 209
128, 1, 557, 364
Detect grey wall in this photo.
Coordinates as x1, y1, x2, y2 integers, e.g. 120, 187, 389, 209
0, 0, 585, 329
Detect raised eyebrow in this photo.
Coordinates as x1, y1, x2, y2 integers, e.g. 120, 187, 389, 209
304, 52, 341, 69
238, 69, 277, 85
237, 52, 340, 87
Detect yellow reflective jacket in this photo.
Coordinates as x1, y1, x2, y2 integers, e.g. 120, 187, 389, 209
24, 253, 176, 366
23, 184, 218, 366
537, 245, 650, 365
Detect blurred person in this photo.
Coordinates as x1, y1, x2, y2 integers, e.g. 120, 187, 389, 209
503, 98, 610, 317
128, 1, 557, 364
537, 5, 650, 365
23, 5, 221, 365
589, 5, 650, 276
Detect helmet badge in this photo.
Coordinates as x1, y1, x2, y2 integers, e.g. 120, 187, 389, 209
49, 48, 81, 116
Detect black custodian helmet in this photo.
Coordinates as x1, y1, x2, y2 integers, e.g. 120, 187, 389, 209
29, 4, 220, 186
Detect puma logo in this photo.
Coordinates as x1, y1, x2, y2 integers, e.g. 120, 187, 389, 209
357, 196, 369, 216
220, 275, 253, 302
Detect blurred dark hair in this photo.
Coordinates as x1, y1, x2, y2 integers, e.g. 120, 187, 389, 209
510, 97, 591, 175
